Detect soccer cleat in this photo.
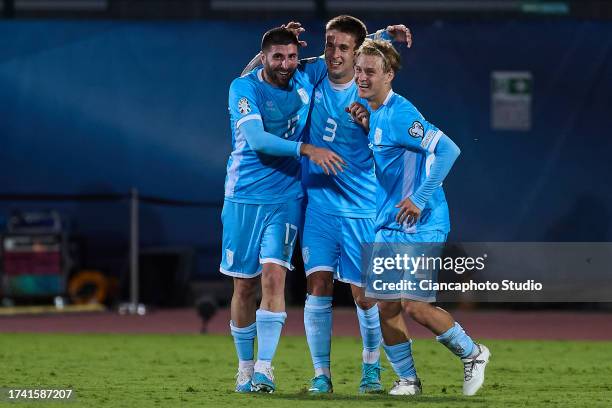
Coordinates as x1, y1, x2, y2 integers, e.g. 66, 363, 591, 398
308, 375, 333, 393
462, 343, 491, 396
251, 367, 276, 393
389, 377, 422, 396
234, 368, 254, 393
359, 361, 384, 393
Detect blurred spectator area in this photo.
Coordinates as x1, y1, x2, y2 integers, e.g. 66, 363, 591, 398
1, 0, 612, 20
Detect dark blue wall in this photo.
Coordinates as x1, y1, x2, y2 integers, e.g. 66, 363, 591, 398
1, 20, 611, 279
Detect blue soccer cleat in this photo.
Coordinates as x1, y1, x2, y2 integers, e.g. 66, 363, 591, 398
308, 375, 333, 393
359, 361, 384, 393
251, 367, 276, 393
234, 368, 254, 393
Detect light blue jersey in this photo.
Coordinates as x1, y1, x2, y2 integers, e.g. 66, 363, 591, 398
368, 90, 450, 234
225, 64, 325, 204
302, 60, 377, 218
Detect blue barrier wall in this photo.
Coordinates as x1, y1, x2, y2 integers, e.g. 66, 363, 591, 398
1, 19, 611, 278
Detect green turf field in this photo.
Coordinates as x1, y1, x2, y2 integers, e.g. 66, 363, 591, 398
0, 333, 611, 407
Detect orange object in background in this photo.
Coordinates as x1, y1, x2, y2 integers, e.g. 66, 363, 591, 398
68, 270, 109, 305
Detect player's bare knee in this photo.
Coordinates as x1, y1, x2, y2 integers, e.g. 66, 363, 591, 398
355, 298, 376, 310
378, 301, 402, 320
350, 285, 374, 310
307, 272, 333, 296
353, 292, 376, 310
233, 277, 259, 301
261, 264, 286, 295
261, 276, 284, 295
403, 300, 430, 324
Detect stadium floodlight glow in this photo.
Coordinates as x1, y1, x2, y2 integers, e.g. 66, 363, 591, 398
15, 0, 107, 11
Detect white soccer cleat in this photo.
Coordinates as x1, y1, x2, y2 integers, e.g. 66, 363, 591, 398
462, 344, 491, 396
389, 377, 422, 396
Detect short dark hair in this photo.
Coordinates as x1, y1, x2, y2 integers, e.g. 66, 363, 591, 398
325, 15, 368, 49
261, 27, 300, 51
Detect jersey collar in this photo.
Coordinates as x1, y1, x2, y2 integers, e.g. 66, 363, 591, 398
382, 89, 394, 106
327, 77, 354, 91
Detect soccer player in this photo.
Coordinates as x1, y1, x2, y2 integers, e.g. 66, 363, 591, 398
298, 17, 411, 394
221, 27, 345, 394
350, 39, 490, 396
240, 19, 412, 394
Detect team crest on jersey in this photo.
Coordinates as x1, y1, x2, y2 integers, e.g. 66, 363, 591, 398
374, 128, 383, 144
225, 249, 234, 267
302, 247, 310, 264
297, 88, 310, 104
238, 97, 251, 115
314, 90, 323, 103
409, 121, 424, 138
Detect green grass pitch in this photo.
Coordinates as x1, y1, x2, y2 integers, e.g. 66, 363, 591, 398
1, 333, 611, 407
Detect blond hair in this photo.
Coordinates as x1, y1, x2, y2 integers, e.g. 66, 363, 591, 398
356, 39, 401, 74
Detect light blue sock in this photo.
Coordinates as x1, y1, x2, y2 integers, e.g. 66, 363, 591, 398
356, 303, 382, 353
304, 295, 333, 372
436, 322, 476, 359
255, 309, 287, 362
230, 320, 257, 362
383, 340, 417, 379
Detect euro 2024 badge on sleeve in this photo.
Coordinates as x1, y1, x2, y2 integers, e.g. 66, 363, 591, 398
409, 121, 424, 138
238, 97, 251, 115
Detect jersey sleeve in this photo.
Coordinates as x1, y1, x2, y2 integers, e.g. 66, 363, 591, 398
389, 105, 445, 154
300, 56, 327, 86
240, 119, 302, 157
368, 28, 392, 41
409, 134, 461, 209
228, 77, 262, 129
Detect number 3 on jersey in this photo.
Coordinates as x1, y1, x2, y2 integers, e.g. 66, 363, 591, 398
322, 117, 337, 142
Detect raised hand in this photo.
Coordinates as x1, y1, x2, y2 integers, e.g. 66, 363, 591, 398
386, 24, 413, 48
281, 21, 308, 47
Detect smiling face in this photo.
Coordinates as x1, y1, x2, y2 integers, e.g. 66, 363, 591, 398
324, 29, 358, 84
354, 53, 394, 105
261, 43, 299, 88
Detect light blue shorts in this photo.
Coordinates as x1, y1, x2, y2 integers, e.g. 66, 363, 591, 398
301, 207, 375, 287
368, 229, 448, 302
219, 199, 302, 278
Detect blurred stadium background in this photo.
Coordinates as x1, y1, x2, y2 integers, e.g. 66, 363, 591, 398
1, 1, 612, 406
1, 0, 611, 328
